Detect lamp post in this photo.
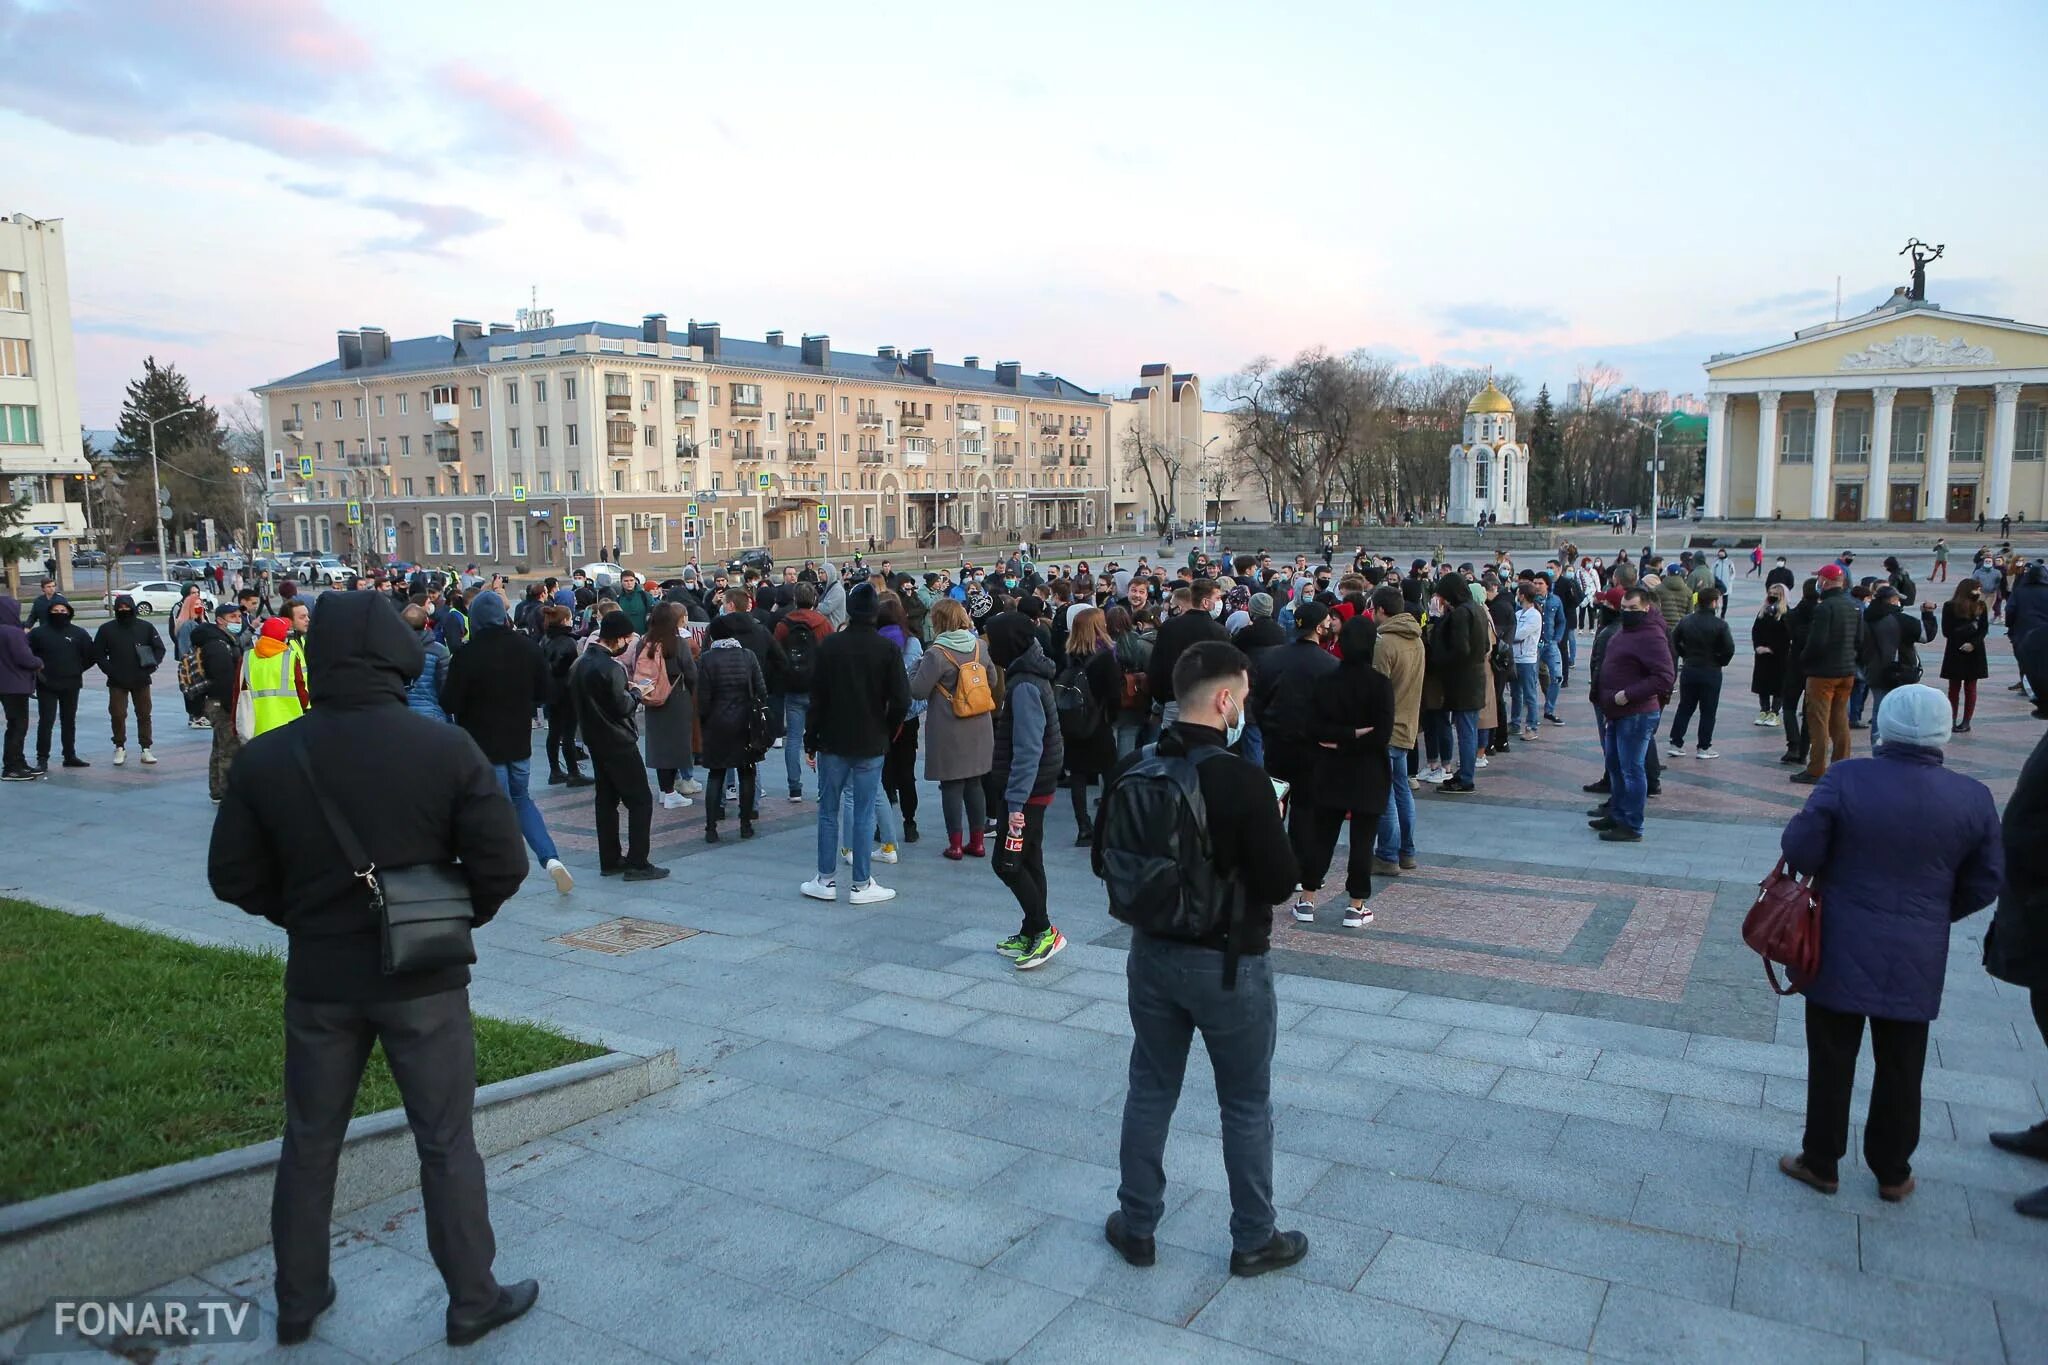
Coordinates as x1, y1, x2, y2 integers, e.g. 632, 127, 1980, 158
1632, 413, 1673, 560
146, 405, 197, 576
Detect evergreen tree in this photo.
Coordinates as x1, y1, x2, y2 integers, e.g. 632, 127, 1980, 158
110, 357, 240, 548
111, 357, 223, 469
1526, 384, 1563, 515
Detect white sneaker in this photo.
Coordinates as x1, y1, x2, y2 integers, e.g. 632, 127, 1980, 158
1342, 905, 1374, 928
1667, 744, 1685, 757
874, 844, 900, 864
677, 779, 703, 796
849, 879, 896, 905
1292, 900, 1317, 923
139, 748, 157, 765
1420, 767, 1447, 784
1475, 755, 1489, 768
1767, 712, 1780, 726
788, 791, 804, 803
1695, 747, 1719, 760
801, 876, 838, 902
659, 790, 692, 810
112, 747, 126, 766
1753, 712, 1771, 726
546, 858, 575, 894
773, 738, 784, 749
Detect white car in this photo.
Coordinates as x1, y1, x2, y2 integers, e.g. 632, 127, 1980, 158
107, 581, 216, 616
579, 561, 625, 587
293, 556, 351, 585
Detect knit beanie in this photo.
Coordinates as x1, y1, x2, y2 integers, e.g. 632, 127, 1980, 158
1877, 683, 1952, 749
846, 581, 879, 622
1249, 592, 1275, 619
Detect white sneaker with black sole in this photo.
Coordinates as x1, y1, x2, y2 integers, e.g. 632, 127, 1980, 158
1342, 906, 1374, 928
1292, 899, 1316, 923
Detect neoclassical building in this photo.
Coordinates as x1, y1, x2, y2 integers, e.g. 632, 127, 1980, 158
1704, 290, 2048, 522
1447, 379, 1529, 525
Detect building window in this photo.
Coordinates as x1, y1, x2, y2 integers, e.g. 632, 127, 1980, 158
332, 400, 343, 419
673, 379, 696, 405
537, 426, 549, 449
569, 470, 581, 491
0, 338, 32, 377
539, 471, 554, 492
840, 433, 849, 452
375, 395, 385, 417
397, 434, 409, 457
0, 404, 39, 444
508, 515, 527, 559
1834, 407, 1870, 461
399, 477, 413, 495
642, 379, 656, 404
469, 387, 483, 409
509, 428, 521, 450
709, 385, 721, 405
424, 515, 443, 556
0, 270, 24, 310
505, 381, 519, 408
1893, 404, 1928, 459
1950, 404, 1987, 461
1474, 450, 1491, 502
317, 516, 333, 552
470, 430, 483, 453
293, 516, 311, 550
474, 514, 492, 558
398, 393, 409, 416
612, 470, 624, 491
449, 515, 466, 557
647, 517, 666, 554
709, 428, 721, 448
612, 516, 631, 555
563, 376, 577, 402
644, 424, 656, 447
1778, 408, 1814, 464
533, 378, 548, 404
376, 436, 388, 459
426, 476, 438, 495
2017, 404, 2046, 461
353, 397, 364, 418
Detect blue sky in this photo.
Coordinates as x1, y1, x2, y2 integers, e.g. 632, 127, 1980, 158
6, 0, 2045, 426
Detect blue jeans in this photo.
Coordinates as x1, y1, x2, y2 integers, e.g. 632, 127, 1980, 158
1543, 643, 1564, 716
1375, 748, 1415, 861
1118, 934, 1277, 1254
492, 759, 558, 865
1602, 711, 1658, 834
1453, 709, 1479, 784
816, 752, 883, 884
783, 693, 810, 793
1512, 662, 1540, 730
1849, 670, 1869, 725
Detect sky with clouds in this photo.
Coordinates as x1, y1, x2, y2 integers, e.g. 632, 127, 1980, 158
6, 0, 2045, 429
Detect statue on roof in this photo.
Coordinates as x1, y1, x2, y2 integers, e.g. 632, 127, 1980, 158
1901, 238, 1944, 302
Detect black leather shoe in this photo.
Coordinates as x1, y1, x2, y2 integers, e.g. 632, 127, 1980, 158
61, 755, 89, 768
599, 864, 623, 877
1230, 1230, 1308, 1277
565, 773, 595, 788
1789, 771, 1819, 785
1990, 1124, 2048, 1161
1588, 817, 1617, 831
2017, 1185, 2048, 1220
1599, 827, 1643, 843
276, 1278, 336, 1345
547, 770, 567, 785
622, 863, 671, 882
1103, 1211, 1155, 1267
1585, 804, 1610, 817
447, 1280, 539, 1347
1778, 753, 1806, 765
1581, 779, 1611, 793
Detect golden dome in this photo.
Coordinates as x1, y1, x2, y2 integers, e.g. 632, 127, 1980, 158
1466, 380, 1513, 415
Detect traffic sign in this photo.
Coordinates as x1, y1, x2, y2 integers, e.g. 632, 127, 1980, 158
817, 504, 831, 524
31, 523, 57, 536
818, 530, 829, 547
562, 516, 580, 533
686, 502, 698, 517
512, 484, 527, 503
296, 453, 314, 478
385, 526, 397, 551
345, 500, 362, 526
257, 521, 276, 551
756, 472, 771, 491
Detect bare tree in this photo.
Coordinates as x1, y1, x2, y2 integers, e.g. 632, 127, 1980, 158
1117, 417, 1184, 531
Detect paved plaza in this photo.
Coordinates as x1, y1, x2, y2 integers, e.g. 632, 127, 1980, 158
3, 560, 2045, 1363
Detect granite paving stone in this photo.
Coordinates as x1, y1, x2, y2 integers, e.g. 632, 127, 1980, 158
1191, 1274, 1458, 1365
807, 1244, 1072, 1361
987, 1213, 1231, 1326
1733, 1246, 2007, 1364
1297, 1164, 1522, 1254
823, 1173, 1046, 1266
1008, 1299, 1283, 1364
1431, 1139, 1643, 1221
1499, 1203, 1738, 1307
1355, 1233, 1606, 1350
1590, 1283, 1863, 1365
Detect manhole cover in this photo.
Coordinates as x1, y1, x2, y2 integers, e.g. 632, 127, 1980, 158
550, 917, 699, 955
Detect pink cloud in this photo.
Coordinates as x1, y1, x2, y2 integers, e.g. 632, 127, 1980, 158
438, 61, 606, 169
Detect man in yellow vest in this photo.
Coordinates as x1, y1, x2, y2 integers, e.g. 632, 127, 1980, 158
239, 615, 310, 738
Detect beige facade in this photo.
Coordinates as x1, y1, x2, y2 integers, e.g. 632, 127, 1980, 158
1107, 366, 1256, 532
1704, 294, 2048, 523
257, 318, 1111, 568
0, 213, 90, 580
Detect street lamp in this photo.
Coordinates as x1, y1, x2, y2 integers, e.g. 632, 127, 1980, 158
1631, 413, 1674, 560
146, 405, 197, 576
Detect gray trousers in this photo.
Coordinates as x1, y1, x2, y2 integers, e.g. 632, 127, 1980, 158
1118, 933, 1278, 1253
274, 989, 500, 1324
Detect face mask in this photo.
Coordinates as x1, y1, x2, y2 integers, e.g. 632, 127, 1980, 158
1208, 600, 1223, 618
1621, 608, 1646, 624
1224, 696, 1246, 748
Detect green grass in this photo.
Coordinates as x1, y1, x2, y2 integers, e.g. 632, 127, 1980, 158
0, 899, 604, 1205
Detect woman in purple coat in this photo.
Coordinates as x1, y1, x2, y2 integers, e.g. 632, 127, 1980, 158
1777, 684, 2003, 1203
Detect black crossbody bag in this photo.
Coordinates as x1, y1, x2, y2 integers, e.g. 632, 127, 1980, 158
292, 736, 477, 975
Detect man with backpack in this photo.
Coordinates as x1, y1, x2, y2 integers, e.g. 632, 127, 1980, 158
186, 601, 246, 802
774, 584, 831, 802
1093, 639, 1307, 1278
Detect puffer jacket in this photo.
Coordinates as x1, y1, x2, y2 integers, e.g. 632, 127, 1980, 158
1655, 573, 1692, 628
406, 636, 451, 720
695, 635, 766, 770
1800, 588, 1862, 678
1372, 610, 1425, 751
1781, 744, 2002, 1020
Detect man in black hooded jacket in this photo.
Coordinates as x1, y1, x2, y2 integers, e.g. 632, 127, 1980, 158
207, 591, 539, 1349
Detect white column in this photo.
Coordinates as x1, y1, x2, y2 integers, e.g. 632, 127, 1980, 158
1868, 385, 1897, 518
1989, 382, 2021, 520
1753, 390, 1781, 518
1809, 388, 1836, 521
1704, 392, 1729, 517
1926, 384, 1958, 523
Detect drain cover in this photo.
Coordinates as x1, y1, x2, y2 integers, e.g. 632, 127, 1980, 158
550, 917, 699, 955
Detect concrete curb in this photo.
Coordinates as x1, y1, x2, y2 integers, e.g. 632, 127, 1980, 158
0, 1047, 677, 1328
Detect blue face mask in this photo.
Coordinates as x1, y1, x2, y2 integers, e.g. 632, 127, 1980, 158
1224, 696, 1246, 748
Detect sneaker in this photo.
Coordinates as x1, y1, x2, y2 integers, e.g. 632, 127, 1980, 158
1439, 779, 1475, 793
621, 863, 671, 882
1370, 857, 1401, 877
61, 756, 89, 768
1667, 743, 1685, 757
849, 879, 896, 905
1291, 899, 1317, 923
1766, 712, 1780, 726
1695, 747, 1719, 760
1420, 767, 1447, 784
545, 858, 575, 894
788, 789, 804, 803
1342, 905, 1374, 928
0, 767, 35, 782
1753, 712, 1771, 726
1014, 927, 1067, 970
1398, 854, 1417, 870
801, 876, 838, 901
659, 791, 692, 810
677, 779, 703, 796
113, 747, 126, 766
996, 933, 1032, 957
1475, 755, 1489, 768
1546, 714, 1564, 726
873, 844, 900, 864
140, 748, 157, 765
1598, 826, 1643, 842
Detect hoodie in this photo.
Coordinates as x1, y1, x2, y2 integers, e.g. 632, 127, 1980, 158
94, 598, 168, 691
207, 590, 526, 1002
0, 596, 44, 695
439, 590, 552, 763
27, 605, 95, 688
988, 612, 1063, 805
1598, 609, 1677, 719
1372, 609, 1425, 750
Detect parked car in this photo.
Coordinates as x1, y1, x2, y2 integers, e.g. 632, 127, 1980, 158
1553, 508, 1608, 525
167, 558, 212, 581
293, 555, 351, 585
106, 581, 216, 616
579, 561, 625, 586
72, 548, 108, 569
726, 548, 774, 574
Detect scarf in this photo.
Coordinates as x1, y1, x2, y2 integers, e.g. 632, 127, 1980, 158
933, 628, 978, 655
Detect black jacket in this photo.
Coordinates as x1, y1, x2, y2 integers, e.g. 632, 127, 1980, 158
806, 620, 908, 758
1750, 609, 1789, 695
1941, 602, 1991, 682
27, 618, 96, 688
1672, 609, 1736, 671
1250, 637, 1337, 777
1059, 646, 1123, 779
1307, 663, 1395, 814
1431, 598, 1491, 712
993, 641, 1063, 802
188, 620, 241, 706
1148, 609, 1229, 705
1095, 722, 1300, 957
207, 592, 525, 1003
1860, 600, 1934, 684
716, 608, 787, 695
1985, 728, 2048, 990
441, 626, 552, 764
1801, 589, 1862, 678
570, 644, 643, 762
1230, 616, 1286, 682
94, 611, 167, 690
538, 624, 579, 702
696, 631, 767, 770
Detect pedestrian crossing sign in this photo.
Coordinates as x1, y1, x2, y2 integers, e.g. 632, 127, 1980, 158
512, 484, 527, 503
563, 516, 579, 534
257, 522, 276, 551
817, 504, 831, 524
296, 453, 314, 478
686, 502, 698, 517
345, 500, 362, 526
756, 472, 771, 491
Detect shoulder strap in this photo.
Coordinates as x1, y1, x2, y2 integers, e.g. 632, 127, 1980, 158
291, 732, 375, 878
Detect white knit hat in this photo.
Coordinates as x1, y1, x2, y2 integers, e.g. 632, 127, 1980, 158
1878, 683, 1953, 749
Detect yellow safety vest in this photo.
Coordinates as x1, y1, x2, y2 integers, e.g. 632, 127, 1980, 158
243, 648, 307, 736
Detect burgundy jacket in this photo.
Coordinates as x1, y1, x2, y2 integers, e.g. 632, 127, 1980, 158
1598, 611, 1676, 718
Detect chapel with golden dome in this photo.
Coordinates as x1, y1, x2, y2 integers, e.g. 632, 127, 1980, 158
1447, 376, 1529, 525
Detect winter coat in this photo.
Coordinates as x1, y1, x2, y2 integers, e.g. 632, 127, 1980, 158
1598, 611, 1676, 719
27, 618, 97, 689
614, 586, 656, 635
1780, 744, 2003, 1021
1782, 596, 1814, 696
1800, 588, 1862, 679
993, 641, 1062, 806
1985, 728, 2048, 990
1858, 600, 1934, 688
638, 638, 699, 771
1112, 628, 1155, 718
93, 612, 166, 690
1750, 609, 1789, 696
1655, 573, 1692, 628
1148, 608, 1229, 706
1372, 610, 1425, 751
1307, 662, 1394, 814
909, 640, 996, 781
1940, 602, 1991, 682
0, 597, 40, 696
1672, 609, 1735, 672
1059, 646, 1123, 779
1250, 637, 1338, 782
539, 624, 579, 701
695, 636, 766, 770
1429, 598, 1490, 713
187, 620, 241, 708
714, 608, 787, 696
2005, 565, 2048, 648
1477, 611, 1500, 733
440, 625, 551, 764
570, 644, 643, 763
206, 590, 526, 1004
1231, 615, 1286, 683
406, 638, 451, 721
805, 621, 908, 759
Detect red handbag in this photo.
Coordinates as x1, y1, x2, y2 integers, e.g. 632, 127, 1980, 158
1743, 860, 1822, 995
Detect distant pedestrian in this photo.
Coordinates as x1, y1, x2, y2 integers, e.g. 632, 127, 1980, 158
570, 612, 669, 881
94, 594, 165, 766
27, 596, 95, 769
0, 595, 44, 780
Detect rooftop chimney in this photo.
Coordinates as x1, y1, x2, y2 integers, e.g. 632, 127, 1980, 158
452, 319, 483, 346
877, 345, 898, 362
962, 356, 980, 369
358, 326, 390, 367
337, 330, 363, 370
488, 322, 513, 336
642, 313, 668, 345
908, 348, 934, 380
801, 333, 831, 369
765, 330, 785, 347
995, 360, 1021, 388
687, 320, 721, 357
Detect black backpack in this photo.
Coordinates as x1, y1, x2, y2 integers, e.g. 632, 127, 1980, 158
1054, 659, 1103, 740
1093, 745, 1246, 985
781, 618, 818, 694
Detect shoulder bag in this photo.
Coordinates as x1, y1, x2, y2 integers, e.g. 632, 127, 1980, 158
1742, 859, 1821, 996
292, 736, 477, 975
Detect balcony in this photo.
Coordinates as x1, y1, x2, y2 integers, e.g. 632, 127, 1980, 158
1038, 419, 1062, 436
431, 435, 462, 463
957, 419, 983, 437
1068, 422, 1088, 437
431, 402, 460, 426
347, 451, 392, 468
857, 411, 884, 428
958, 446, 984, 464
994, 452, 1016, 466
859, 451, 886, 465
786, 406, 816, 425
731, 401, 763, 421
674, 397, 700, 416
675, 438, 699, 459
900, 409, 926, 431
733, 446, 765, 462
993, 420, 1017, 436
904, 451, 928, 468
604, 393, 632, 413
1070, 454, 1090, 467
788, 447, 817, 464
281, 418, 303, 437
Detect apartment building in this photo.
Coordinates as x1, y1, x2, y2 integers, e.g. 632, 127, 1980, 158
255, 316, 1111, 568
0, 213, 91, 581
1108, 364, 1256, 532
